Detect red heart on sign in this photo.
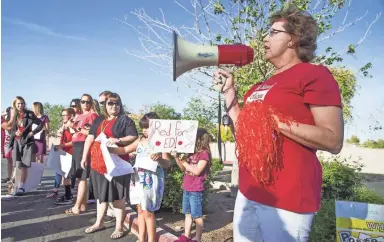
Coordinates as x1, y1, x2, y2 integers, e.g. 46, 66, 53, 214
178, 141, 183, 145
156, 141, 161, 146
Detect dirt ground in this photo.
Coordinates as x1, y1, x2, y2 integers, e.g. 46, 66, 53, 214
155, 189, 235, 242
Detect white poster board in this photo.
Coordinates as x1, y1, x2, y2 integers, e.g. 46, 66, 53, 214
95, 133, 134, 181
147, 119, 198, 153
46, 144, 72, 178
133, 156, 158, 173
14, 162, 45, 193
335, 200, 384, 242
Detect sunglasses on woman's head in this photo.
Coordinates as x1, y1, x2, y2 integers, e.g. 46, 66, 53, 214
107, 101, 121, 107
80, 100, 91, 104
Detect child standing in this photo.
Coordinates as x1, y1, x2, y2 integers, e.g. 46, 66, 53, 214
172, 128, 211, 242
109, 112, 172, 242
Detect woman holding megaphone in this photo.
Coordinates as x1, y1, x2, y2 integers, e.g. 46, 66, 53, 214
213, 5, 343, 242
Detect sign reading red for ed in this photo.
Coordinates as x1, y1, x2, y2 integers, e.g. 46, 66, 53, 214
148, 119, 198, 153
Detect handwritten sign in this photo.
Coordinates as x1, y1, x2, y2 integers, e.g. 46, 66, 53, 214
336, 200, 384, 242
148, 119, 198, 153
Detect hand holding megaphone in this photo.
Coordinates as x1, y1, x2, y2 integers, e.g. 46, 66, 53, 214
213, 68, 234, 93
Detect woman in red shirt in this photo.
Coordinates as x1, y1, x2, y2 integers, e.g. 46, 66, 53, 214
65, 94, 98, 215
214, 5, 343, 242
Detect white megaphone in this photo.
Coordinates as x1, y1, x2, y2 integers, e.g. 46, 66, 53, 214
173, 31, 254, 81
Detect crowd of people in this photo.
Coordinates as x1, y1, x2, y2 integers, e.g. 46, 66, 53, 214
1, 91, 212, 241
1, 6, 344, 242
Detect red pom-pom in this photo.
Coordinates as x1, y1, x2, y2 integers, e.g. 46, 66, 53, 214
90, 142, 107, 174
235, 102, 293, 186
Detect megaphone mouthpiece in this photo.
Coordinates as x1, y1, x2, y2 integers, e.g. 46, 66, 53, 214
218, 45, 254, 66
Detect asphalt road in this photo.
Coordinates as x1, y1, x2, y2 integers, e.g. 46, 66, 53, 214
1, 158, 137, 242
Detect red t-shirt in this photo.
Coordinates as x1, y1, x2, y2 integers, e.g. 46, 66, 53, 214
240, 63, 342, 213
1, 117, 5, 154
182, 150, 211, 192
61, 129, 73, 155
72, 113, 98, 142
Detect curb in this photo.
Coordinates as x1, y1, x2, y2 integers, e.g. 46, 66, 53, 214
124, 207, 179, 242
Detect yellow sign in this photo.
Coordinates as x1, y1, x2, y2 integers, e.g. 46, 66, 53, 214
336, 200, 384, 242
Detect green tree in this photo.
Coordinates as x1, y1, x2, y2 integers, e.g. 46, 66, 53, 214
183, 97, 217, 134
134, 103, 182, 133
143, 102, 182, 120
121, 0, 380, 122
44, 103, 65, 137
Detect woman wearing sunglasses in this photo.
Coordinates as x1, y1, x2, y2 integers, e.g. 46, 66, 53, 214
80, 93, 138, 239
65, 94, 98, 215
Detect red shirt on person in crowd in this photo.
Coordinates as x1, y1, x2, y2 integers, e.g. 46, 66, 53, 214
72, 113, 98, 143
239, 63, 342, 213
60, 128, 73, 155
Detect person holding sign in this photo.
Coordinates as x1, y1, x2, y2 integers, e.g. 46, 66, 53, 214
80, 93, 138, 240
213, 5, 344, 242
1, 96, 45, 196
172, 128, 211, 242
109, 112, 172, 242
47, 108, 76, 204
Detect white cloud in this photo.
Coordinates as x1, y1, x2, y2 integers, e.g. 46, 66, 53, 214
3, 17, 86, 41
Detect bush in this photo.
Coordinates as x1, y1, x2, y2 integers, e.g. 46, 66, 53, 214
211, 158, 224, 175
309, 156, 384, 242
162, 158, 223, 213
320, 155, 363, 200
361, 139, 384, 149
346, 135, 360, 145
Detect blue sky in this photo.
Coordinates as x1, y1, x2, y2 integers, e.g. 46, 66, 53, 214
1, 0, 383, 141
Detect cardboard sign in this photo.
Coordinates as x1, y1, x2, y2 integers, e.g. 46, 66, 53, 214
336, 200, 384, 242
14, 162, 45, 193
47, 144, 72, 178
148, 119, 198, 153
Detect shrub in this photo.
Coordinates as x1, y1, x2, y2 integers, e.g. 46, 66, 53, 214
346, 135, 360, 145
320, 155, 363, 200
211, 158, 224, 175
361, 139, 384, 149
162, 164, 185, 213
309, 199, 336, 242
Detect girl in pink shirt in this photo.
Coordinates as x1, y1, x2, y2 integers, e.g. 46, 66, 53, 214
172, 128, 211, 242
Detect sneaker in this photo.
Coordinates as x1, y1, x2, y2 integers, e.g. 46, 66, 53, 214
55, 195, 73, 205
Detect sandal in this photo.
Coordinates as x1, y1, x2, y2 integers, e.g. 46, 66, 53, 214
64, 208, 80, 216
110, 230, 125, 240
84, 226, 105, 234
46, 190, 59, 198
